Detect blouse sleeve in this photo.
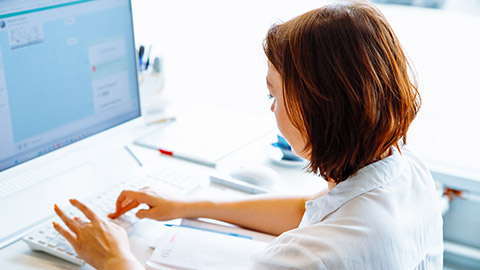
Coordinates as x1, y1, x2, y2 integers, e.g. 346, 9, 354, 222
250, 229, 328, 270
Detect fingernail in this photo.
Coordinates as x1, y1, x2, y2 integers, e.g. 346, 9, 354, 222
54, 204, 59, 209
69, 199, 74, 203
52, 222, 58, 227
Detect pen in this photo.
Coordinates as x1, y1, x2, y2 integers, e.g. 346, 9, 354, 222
124, 145, 143, 167
158, 148, 217, 168
144, 45, 152, 70
138, 45, 145, 71
209, 175, 269, 194
164, 224, 252, 239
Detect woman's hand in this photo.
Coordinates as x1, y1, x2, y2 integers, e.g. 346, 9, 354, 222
53, 199, 143, 270
108, 187, 186, 221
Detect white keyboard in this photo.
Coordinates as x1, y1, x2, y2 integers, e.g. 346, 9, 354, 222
0, 157, 83, 200
23, 165, 206, 266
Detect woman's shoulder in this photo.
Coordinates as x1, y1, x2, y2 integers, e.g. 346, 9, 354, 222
300, 146, 432, 225
251, 147, 443, 270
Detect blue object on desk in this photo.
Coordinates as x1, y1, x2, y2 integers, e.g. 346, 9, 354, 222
266, 135, 306, 167
271, 135, 303, 161
164, 224, 253, 239
138, 45, 145, 71
144, 45, 152, 70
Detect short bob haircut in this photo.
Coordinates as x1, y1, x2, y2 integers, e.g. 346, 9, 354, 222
264, 0, 420, 184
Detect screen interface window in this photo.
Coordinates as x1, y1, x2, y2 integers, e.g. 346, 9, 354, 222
0, 0, 140, 172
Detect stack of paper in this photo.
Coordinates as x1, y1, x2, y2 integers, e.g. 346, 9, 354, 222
135, 107, 275, 167
146, 225, 269, 270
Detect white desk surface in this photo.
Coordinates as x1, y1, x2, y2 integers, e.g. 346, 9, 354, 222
2, 0, 480, 269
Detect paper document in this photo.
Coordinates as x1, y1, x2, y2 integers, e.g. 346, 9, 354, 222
135, 108, 275, 166
146, 226, 269, 270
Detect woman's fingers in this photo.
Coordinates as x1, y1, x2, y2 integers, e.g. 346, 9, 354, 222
108, 199, 139, 219
122, 189, 156, 204
54, 204, 80, 234
113, 191, 138, 215
135, 208, 154, 219
73, 216, 88, 227
70, 199, 99, 223
52, 202, 135, 269
109, 191, 136, 219
114, 192, 128, 215
109, 189, 155, 219
52, 222, 76, 245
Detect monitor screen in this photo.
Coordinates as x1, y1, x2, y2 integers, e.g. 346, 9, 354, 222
0, 0, 140, 172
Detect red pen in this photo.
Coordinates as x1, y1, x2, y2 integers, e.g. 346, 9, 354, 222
158, 148, 217, 168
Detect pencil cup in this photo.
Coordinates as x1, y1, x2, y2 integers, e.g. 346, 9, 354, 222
138, 57, 167, 120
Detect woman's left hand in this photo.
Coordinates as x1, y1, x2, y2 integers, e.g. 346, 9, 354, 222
53, 199, 143, 270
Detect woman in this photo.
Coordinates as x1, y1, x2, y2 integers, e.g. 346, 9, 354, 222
53, 1, 443, 269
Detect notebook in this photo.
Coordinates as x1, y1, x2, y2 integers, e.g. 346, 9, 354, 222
146, 225, 270, 270
135, 107, 275, 167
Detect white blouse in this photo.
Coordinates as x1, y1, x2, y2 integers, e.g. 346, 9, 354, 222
252, 147, 444, 269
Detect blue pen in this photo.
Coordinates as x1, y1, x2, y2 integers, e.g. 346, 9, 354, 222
164, 224, 253, 240
144, 45, 152, 70
138, 45, 145, 70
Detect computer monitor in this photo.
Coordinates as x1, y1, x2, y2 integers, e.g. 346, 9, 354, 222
0, 0, 140, 172
0, 0, 140, 247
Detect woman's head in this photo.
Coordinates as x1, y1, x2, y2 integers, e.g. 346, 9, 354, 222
264, 0, 420, 184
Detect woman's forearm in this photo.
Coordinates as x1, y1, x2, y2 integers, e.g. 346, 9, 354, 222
178, 193, 322, 236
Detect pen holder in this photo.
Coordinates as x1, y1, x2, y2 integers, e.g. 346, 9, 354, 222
138, 61, 167, 121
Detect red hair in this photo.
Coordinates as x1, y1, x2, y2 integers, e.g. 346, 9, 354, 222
264, 1, 420, 183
